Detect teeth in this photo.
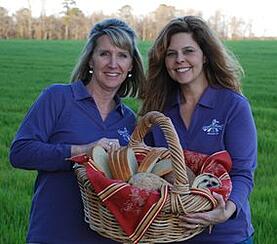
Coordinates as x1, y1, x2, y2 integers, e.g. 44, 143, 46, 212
106, 73, 119, 77
176, 67, 190, 72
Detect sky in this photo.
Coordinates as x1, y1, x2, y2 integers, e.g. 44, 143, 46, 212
1, 0, 276, 37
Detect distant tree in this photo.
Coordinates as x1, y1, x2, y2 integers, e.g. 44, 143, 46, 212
62, 0, 76, 14
154, 4, 175, 27
175, 8, 203, 17
243, 21, 255, 39
68, 8, 87, 39
208, 10, 228, 39
89, 11, 109, 25
61, 0, 76, 39
14, 8, 33, 38
0, 7, 14, 39
117, 5, 132, 21
0, 2, 270, 40
137, 15, 154, 41
229, 16, 245, 40
150, 4, 176, 38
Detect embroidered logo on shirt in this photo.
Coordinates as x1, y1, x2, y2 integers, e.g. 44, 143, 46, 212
202, 119, 223, 135
117, 127, 131, 142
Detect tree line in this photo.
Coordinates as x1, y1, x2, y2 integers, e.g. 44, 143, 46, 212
0, 1, 267, 41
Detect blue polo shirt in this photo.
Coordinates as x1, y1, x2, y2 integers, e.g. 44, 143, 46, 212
145, 86, 257, 244
9, 80, 135, 243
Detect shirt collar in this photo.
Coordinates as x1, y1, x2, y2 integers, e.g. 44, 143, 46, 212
114, 95, 125, 115
71, 80, 125, 115
71, 80, 91, 100
198, 86, 217, 109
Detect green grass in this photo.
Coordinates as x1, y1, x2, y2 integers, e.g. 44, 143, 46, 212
1, 39, 277, 243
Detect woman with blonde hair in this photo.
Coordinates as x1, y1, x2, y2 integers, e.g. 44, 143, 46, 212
10, 18, 145, 243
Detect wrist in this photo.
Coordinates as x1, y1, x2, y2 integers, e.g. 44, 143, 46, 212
225, 200, 237, 219
71, 144, 94, 157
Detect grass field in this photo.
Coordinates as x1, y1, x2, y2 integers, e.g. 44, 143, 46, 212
0, 39, 276, 243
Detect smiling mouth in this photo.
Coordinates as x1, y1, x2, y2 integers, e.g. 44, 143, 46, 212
176, 67, 191, 73
105, 72, 120, 77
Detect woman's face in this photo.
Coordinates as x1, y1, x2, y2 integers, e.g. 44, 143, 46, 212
165, 32, 206, 87
90, 35, 133, 92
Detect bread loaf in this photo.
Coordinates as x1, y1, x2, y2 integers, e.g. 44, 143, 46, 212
151, 159, 173, 176
137, 149, 163, 173
154, 160, 196, 186
108, 147, 137, 181
91, 145, 112, 178
128, 172, 171, 191
192, 173, 221, 189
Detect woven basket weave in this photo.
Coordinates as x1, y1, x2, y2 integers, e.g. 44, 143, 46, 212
74, 111, 217, 243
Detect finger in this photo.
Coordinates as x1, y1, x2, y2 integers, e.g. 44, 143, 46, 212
109, 143, 119, 152
179, 215, 202, 224
98, 139, 111, 151
178, 222, 202, 229
110, 139, 120, 145
213, 192, 225, 207
95, 138, 108, 149
106, 139, 120, 152
181, 212, 205, 220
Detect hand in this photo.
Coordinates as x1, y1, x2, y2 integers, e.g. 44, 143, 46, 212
71, 138, 120, 157
178, 192, 236, 230
96, 138, 120, 151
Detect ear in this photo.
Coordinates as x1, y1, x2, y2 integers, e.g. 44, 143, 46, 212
88, 58, 94, 68
128, 63, 133, 72
203, 55, 207, 64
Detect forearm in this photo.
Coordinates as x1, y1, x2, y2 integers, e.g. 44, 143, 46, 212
10, 139, 71, 171
71, 143, 96, 157
228, 172, 254, 217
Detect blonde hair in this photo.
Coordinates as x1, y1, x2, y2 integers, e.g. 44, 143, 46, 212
70, 18, 145, 97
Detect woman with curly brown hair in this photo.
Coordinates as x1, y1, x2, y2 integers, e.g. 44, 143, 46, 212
140, 16, 256, 244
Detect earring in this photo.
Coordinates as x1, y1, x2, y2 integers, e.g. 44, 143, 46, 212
89, 69, 93, 74
128, 73, 132, 78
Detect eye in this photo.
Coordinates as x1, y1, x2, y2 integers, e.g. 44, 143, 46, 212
183, 49, 194, 55
118, 52, 129, 58
99, 51, 109, 57
166, 51, 176, 57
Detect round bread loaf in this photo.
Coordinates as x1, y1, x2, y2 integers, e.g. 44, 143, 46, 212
192, 173, 221, 189
129, 172, 171, 191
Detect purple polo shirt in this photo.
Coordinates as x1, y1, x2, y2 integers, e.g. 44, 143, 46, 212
145, 86, 257, 243
9, 80, 135, 243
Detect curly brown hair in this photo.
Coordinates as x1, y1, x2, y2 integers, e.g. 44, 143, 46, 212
139, 16, 243, 115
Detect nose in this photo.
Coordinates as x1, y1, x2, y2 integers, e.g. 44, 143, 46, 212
176, 53, 185, 63
108, 55, 117, 68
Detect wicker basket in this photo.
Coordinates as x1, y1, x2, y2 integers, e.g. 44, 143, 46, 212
74, 111, 217, 243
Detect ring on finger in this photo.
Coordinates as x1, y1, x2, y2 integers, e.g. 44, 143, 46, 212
108, 142, 113, 146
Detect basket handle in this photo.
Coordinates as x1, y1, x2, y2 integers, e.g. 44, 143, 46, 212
129, 111, 189, 190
